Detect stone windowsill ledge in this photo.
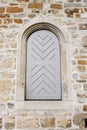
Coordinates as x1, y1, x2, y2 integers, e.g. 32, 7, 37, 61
15, 100, 73, 110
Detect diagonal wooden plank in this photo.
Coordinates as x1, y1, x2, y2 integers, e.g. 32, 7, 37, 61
43, 48, 55, 59
34, 37, 44, 46
31, 80, 56, 95
43, 42, 54, 53
31, 54, 37, 60
44, 37, 52, 45
32, 42, 43, 53
43, 80, 56, 93
30, 73, 44, 86
43, 66, 55, 78
32, 48, 43, 59
31, 65, 38, 71
38, 34, 49, 40
31, 66, 43, 78
49, 65, 55, 71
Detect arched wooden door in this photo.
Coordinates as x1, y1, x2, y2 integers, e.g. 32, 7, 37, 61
26, 30, 61, 100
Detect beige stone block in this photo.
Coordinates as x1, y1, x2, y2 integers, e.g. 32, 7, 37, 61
0, 80, 11, 92
4, 117, 15, 129
83, 83, 87, 90
0, 103, 6, 109
80, 49, 87, 54
75, 55, 87, 59
40, 118, 55, 128
77, 91, 87, 98
73, 84, 82, 90
77, 66, 85, 72
0, 45, 3, 48
0, 94, 9, 102
0, 58, 13, 70
57, 118, 71, 128
17, 118, 39, 128
79, 24, 87, 30
54, 18, 62, 24
10, 42, 17, 48
28, 14, 36, 18
2, 73, 15, 78
77, 91, 87, 103
80, 74, 87, 79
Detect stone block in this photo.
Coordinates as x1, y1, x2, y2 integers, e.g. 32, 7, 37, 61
17, 118, 40, 128
75, 13, 80, 18
0, 25, 8, 28
0, 19, 2, 24
28, 14, 36, 18
17, 0, 29, 2
0, 94, 9, 102
64, 3, 82, 7
28, 3, 43, 9
7, 102, 14, 109
4, 117, 15, 129
3, 18, 12, 24
83, 84, 87, 90
77, 91, 87, 103
80, 49, 87, 53
7, 7, 23, 13
0, 80, 11, 92
73, 8, 79, 13
40, 118, 55, 128
79, 91, 87, 98
77, 60, 86, 65
10, 3, 18, 6
76, 0, 81, 2
83, 105, 87, 111
0, 7, 5, 13
75, 55, 87, 58
0, 58, 13, 70
82, 35, 87, 48
50, 4, 62, 9
65, 9, 73, 17
73, 84, 82, 90
79, 24, 87, 30
77, 66, 85, 72
68, 0, 74, 2
57, 118, 71, 128
76, 79, 86, 83
14, 18, 23, 24
2, 73, 15, 78
0, 14, 10, 18
80, 74, 87, 79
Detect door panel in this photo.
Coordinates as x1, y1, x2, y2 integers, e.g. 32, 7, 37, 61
26, 30, 61, 100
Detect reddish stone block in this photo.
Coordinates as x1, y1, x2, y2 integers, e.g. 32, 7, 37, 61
7, 7, 23, 13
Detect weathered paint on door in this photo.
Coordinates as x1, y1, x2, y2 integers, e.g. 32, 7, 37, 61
26, 30, 61, 100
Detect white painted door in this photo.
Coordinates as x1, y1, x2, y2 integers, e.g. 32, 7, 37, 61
26, 30, 61, 100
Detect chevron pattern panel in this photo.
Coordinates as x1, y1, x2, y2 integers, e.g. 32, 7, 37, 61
26, 30, 61, 100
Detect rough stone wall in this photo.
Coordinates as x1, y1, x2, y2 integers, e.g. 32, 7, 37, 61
0, 0, 87, 129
